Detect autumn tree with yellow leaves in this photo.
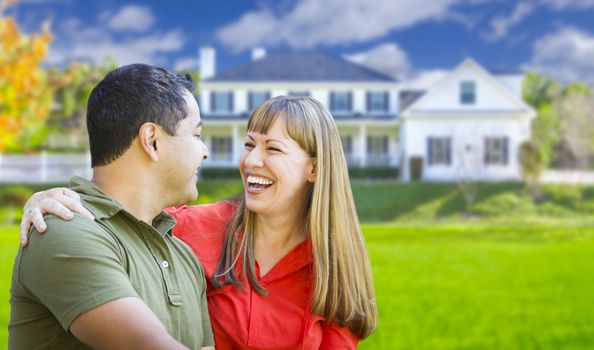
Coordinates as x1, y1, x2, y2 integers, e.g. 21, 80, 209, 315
0, 0, 53, 152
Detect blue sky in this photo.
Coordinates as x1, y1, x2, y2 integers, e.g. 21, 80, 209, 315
8, 0, 594, 86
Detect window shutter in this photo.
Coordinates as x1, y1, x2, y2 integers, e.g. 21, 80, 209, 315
265, 91, 271, 99
383, 136, 388, 153
210, 92, 215, 112
330, 92, 335, 111
384, 91, 389, 112
347, 92, 353, 112
366, 92, 371, 111
484, 138, 489, 164
228, 92, 234, 112
446, 138, 452, 165
427, 138, 433, 165
503, 137, 509, 165
248, 92, 253, 110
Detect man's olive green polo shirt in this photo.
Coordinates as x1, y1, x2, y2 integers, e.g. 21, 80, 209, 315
9, 176, 214, 349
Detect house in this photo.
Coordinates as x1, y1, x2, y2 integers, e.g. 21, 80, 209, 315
199, 48, 400, 169
399, 58, 535, 181
198, 48, 535, 182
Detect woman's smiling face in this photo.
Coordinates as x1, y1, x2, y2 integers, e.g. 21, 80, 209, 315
239, 115, 315, 216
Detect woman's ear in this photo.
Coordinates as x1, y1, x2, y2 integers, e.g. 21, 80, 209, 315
138, 122, 160, 161
306, 158, 316, 183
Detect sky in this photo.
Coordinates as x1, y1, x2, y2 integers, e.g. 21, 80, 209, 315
8, 0, 594, 88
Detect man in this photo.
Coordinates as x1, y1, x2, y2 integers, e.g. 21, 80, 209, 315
9, 64, 214, 349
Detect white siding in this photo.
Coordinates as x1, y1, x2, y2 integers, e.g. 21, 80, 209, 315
414, 69, 521, 111
234, 90, 248, 114
402, 118, 530, 181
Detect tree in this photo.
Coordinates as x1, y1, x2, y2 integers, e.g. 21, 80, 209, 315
0, 0, 53, 152
44, 60, 117, 150
519, 141, 543, 193
523, 72, 561, 169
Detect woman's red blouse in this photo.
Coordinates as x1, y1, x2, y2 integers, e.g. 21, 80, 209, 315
166, 202, 358, 350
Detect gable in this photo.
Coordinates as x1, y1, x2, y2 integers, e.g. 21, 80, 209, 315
403, 59, 533, 117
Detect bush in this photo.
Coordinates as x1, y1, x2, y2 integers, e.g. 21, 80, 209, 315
0, 186, 34, 224
198, 168, 241, 180
474, 192, 536, 217
347, 167, 399, 179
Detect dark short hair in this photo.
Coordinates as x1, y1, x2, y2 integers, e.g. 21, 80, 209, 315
86, 63, 196, 167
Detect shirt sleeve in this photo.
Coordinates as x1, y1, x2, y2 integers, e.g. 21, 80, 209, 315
199, 277, 215, 347
319, 321, 359, 350
16, 215, 140, 331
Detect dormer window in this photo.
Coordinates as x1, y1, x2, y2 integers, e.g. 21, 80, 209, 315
460, 81, 475, 105
288, 90, 310, 97
212, 91, 233, 113
248, 91, 270, 111
330, 91, 352, 113
367, 91, 389, 112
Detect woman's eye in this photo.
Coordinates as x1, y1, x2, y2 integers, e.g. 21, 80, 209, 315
194, 134, 201, 139
267, 147, 281, 152
244, 143, 254, 149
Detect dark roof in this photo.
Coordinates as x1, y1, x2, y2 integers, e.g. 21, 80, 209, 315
202, 113, 397, 121
206, 51, 397, 82
399, 90, 426, 112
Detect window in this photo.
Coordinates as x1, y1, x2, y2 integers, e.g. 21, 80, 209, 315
248, 91, 270, 111
330, 91, 352, 113
211, 137, 232, 161
484, 137, 509, 165
288, 90, 310, 97
427, 137, 452, 165
341, 136, 353, 154
367, 91, 389, 112
460, 81, 475, 105
367, 136, 390, 166
367, 136, 389, 155
211, 91, 233, 113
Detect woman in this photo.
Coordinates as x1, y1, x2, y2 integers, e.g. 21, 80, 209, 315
20, 96, 377, 349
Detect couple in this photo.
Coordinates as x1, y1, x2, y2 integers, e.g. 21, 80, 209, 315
9, 64, 377, 349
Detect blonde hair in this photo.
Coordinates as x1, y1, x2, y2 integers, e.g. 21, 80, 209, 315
213, 96, 377, 338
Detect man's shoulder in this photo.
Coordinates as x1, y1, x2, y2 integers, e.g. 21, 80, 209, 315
36, 214, 113, 242
24, 214, 121, 260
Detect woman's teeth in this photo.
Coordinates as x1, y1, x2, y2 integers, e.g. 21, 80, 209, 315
247, 175, 274, 190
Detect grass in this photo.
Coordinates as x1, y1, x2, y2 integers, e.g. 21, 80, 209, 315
5, 181, 594, 224
2, 224, 594, 349
0, 227, 18, 348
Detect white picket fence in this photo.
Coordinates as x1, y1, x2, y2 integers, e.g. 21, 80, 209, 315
0, 152, 92, 183
540, 170, 594, 184
2, 153, 594, 184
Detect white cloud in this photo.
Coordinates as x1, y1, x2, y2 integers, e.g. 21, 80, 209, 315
45, 17, 184, 66
528, 26, 594, 84
106, 5, 155, 33
402, 69, 450, 90
216, 0, 465, 51
343, 43, 411, 79
483, 2, 533, 41
174, 57, 199, 71
540, 0, 594, 10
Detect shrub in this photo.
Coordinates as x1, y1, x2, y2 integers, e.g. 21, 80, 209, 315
474, 192, 536, 217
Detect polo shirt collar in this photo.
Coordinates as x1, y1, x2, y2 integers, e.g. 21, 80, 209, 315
68, 176, 176, 236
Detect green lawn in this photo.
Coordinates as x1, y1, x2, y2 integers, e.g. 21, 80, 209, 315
2, 224, 594, 349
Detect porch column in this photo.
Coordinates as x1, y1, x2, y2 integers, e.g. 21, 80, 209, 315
232, 124, 240, 165
359, 124, 367, 167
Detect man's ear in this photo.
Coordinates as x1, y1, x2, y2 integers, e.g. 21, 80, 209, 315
138, 123, 160, 161
306, 158, 316, 183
